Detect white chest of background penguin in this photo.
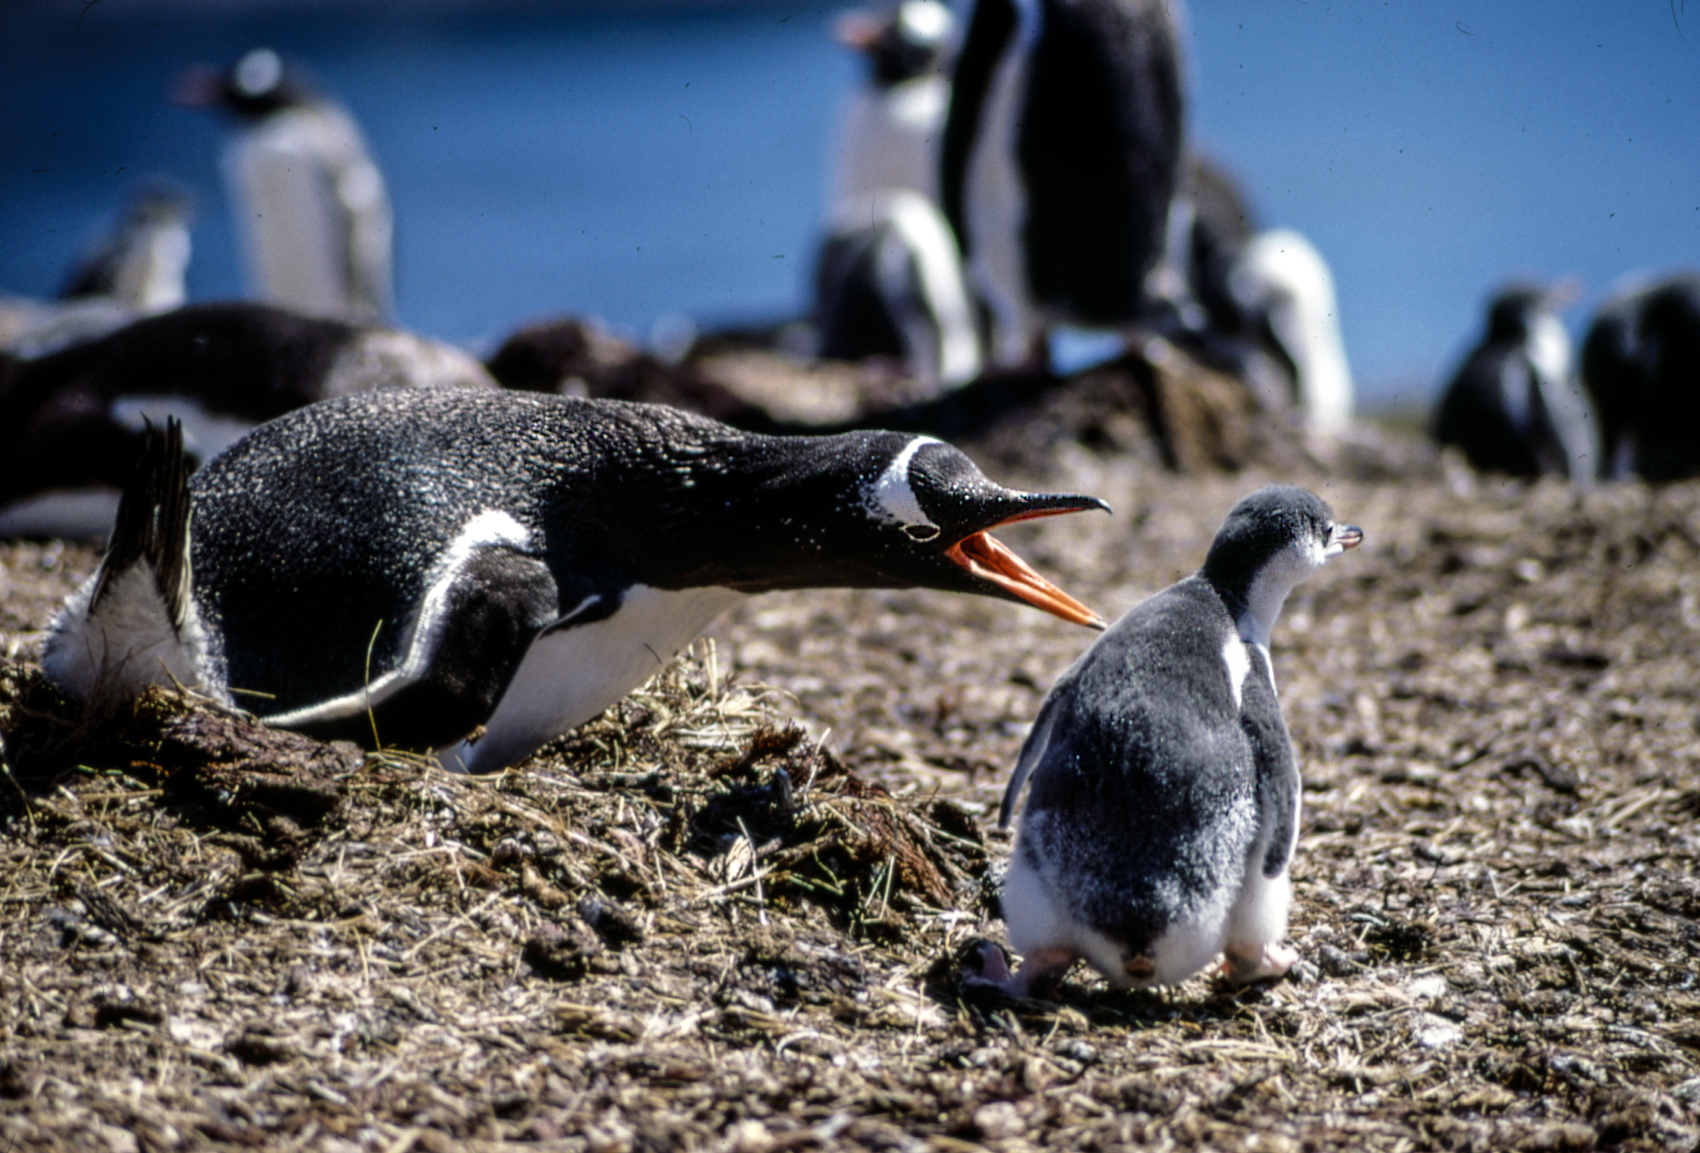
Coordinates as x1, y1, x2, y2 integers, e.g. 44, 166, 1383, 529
44, 389, 1109, 774
976, 485, 1361, 997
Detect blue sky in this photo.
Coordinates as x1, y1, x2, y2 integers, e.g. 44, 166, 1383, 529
2, 1, 1696, 408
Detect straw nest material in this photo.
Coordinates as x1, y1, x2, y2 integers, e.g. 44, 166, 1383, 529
2, 440, 1699, 1152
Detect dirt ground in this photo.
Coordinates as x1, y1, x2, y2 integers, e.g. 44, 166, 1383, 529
2, 421, 1699, 1152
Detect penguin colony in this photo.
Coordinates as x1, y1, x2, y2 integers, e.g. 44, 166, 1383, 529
7, 6, 1698, 1002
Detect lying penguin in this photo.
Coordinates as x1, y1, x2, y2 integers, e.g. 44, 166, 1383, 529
0, 302, 497, 540
975, 485, 1360, 996
44, 389, 1108, 774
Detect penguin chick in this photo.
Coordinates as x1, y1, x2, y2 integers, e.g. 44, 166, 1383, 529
982, 485, 1361, 996
45, 388, 1109, 774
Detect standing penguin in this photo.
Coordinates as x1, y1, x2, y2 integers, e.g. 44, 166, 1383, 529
44, 389, 1108, 774
816, 2, 983, 392
0, 182, 197, 360
1628, 277, 1700, 482
975, 485, 1360, 996
177, 48, 393, 323
814, 189, 985, 393
1431, 285, 1597, 481
827, 0, 957, 207
940, 0, 1185, 367
1582, 274, 1700, 482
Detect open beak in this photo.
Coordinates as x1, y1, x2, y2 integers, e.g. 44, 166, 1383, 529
946, 508, 1107, 629
1334, 524, 1364, 552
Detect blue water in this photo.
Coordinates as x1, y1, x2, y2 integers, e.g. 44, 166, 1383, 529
3, 1, 1697, 406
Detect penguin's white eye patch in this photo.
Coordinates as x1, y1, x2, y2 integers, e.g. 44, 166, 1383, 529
904, 523, 941, 542
866, 436, 943, 533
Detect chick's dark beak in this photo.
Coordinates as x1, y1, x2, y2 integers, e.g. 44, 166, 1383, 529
1336, 524, 1364, 550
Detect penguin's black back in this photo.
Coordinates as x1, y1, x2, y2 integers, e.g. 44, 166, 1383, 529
1635, 278, 1700, 481
1018, 0, 1184, 324
1020, 576, 1266, 945
0, 304, 361, 507
187, 389, 934, 712
1581, 292, 1645, 475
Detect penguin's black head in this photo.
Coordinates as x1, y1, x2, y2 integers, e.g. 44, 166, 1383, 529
1202, 485, 1361, 613
1486, 283, 1577, 344
835, 1, 954, 87
174, 49, 317, 119
826, 433, 1109, 627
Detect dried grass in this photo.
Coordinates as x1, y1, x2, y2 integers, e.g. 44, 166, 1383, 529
1, 441, 1698, 1152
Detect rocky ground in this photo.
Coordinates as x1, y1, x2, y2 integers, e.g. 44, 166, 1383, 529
1, 406, 1698, 1152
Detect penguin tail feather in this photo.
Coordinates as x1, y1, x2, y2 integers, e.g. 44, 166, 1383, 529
92, 417, 193, 628
43, 417, 207, 708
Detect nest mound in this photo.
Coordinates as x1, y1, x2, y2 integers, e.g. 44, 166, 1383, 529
0, 647, 1005, 1151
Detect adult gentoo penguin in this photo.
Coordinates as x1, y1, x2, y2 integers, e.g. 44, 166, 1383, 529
1432, 284, 1597, 481
44, 389, 1108, 774
827, 0, 957, 207
814, 189, 985, 393
0, 182, 197, 361
1582, 273, 1700, 482
1229, 230, 1355, 435
177, 48, 393, 323
974, 486, 1361, 996
816, 2, 982, 393
940, 0, 1185, 367
0, 302, 496, 540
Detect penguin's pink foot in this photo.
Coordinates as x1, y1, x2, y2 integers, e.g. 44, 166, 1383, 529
964, 941, 1077, 998
1222, 940, 1297, 985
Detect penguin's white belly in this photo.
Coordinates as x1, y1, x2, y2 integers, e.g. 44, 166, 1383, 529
1003, 835, 1239, 989
452, 584, 746, 773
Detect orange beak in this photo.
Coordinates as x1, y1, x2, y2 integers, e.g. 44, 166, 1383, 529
946, 529, 1106, 629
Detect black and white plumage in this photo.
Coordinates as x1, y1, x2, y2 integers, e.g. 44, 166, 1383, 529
977, 485, 1361, 996
45, 388, 1109, 774
816, 3, 982, 392
178, 48, 393, 323
1228, 231, 1354, 434
941, 0, 1185, 367
59, 180, 196, 316
1432, 285, 1597, 481
0, 302, 496, 540
0, 183, 197, 361
1582, 274, 1700, 482
827, 0, 956, 207
814, 190, 984, 392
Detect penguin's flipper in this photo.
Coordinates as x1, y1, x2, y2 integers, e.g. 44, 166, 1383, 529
42, 417, 206, 704
1241, 645, 1299, 881
998, 691, 1063, 830
1220, 644, 1299, 976
265, 542, 563, 752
